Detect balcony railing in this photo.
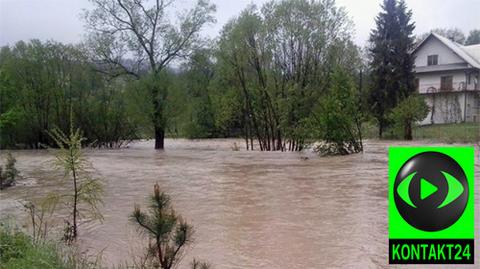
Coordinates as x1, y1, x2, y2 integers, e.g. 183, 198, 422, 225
419, 82, 478, 94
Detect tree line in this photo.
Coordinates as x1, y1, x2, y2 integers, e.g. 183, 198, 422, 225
1, 0, 475, 152
0, 41, 139, 148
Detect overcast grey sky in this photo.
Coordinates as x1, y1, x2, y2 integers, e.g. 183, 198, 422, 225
1, 0, 479, 47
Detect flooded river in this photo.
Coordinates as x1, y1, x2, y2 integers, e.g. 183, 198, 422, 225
1, 139, 479, 268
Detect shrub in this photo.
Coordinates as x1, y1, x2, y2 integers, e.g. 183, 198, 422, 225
130, 184, 194, 269
0, 153, 18, 190
389, 94, 429, 140
0, 224, 70, 269
311, 68, 364, 155
48, 123, 103, 242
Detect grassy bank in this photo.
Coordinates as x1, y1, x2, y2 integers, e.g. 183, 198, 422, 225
0, 225, 67, 269
363, 122, 479, 143
413, 123, 480, 143
0, 224, 98, 269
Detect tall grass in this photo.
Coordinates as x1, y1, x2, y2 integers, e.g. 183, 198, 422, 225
0, 223, 101, 269
0, 224, 68, 269
413, 123, 480, 143
363, 122, 480, 143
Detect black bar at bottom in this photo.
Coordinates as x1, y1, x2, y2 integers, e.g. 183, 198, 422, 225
389, 239, 474, 264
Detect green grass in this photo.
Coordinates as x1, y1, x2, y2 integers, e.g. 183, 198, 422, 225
0, 223, 100, 269
0, 224, 70, 269
413, 123, 480, 143
363, 122, 480, 143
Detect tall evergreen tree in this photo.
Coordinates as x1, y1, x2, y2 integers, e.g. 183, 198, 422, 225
368, 0, 415, 138
395, 0, 416, 100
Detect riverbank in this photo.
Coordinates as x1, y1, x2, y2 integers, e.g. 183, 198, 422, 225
413, 123, 480, 143
362, 122, 480, 143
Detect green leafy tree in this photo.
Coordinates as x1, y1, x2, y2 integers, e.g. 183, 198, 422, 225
465, 29, 480, 45
368, 0, 416, 138
389, 95, 429, 140
48, 122, 103, 241
0, 40, 138, 149
130, 184, 194, 269
216, 0, 358, 151
416, 28, 466, 44
84, 0, 216, 149
181, 49, 216, 138
311, 68, 364, 155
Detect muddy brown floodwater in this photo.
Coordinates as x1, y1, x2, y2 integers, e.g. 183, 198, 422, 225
1, 139, 479, 268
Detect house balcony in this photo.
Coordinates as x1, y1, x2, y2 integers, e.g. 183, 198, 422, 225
419, 82, 478, 94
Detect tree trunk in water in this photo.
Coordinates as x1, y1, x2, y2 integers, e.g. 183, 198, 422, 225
155, 127, 165, 149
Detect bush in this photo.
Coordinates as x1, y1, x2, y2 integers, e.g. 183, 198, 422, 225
311, 68, 364, 155
0, 153, 18, 190
389, 94, 429, 140
0, 224, 70, 269
129, 184, 211, 269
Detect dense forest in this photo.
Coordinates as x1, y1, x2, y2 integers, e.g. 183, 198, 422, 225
1, 0, 478, 152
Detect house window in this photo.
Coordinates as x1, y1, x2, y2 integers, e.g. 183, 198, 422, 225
414, 78, 420, 91
440, 76, 453, 91
427, 55, 438, 66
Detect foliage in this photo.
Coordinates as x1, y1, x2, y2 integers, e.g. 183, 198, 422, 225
417, 28, 480, 46
368, 0, 416, 138
0, 224, 71, 269
48, 122, 103, 242
130, 184, 194, 269
465, 29, 480, 45
0, 153, 18, 190
416, 27, 466, 44
180, 49, 217, 139
84, 0, 216, 149
0, 223, 101, 269
0, 40, 139, 149
389, 94, 429, 140
311, 68, 364, 155
413, 123, 480, 143
215, 0, 360, 151
22, 194, 61, 244
191, 259, 211, 269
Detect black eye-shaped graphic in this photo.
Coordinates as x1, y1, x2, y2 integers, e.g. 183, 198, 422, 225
397, 171, 464, 208
394, 151, 468, 231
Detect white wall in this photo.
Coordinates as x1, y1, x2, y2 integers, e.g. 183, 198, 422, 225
414, 37, 480, 125
419, 92, 480, 125
465, 92, 480, 123
419, 92, 465, 125
415, 37, 464, 67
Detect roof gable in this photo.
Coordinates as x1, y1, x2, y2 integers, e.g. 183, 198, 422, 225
413, 33, 480, 69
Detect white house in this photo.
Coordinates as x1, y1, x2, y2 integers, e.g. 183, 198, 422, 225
413, 33, 480, 124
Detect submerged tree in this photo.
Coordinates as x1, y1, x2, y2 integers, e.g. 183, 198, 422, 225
0, 153, 19, 189
48, 122, 103, 241
130, 184, 194, 269
84, 0, 216, 149
216, 0, 358, 151
311, 67, 365, 155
